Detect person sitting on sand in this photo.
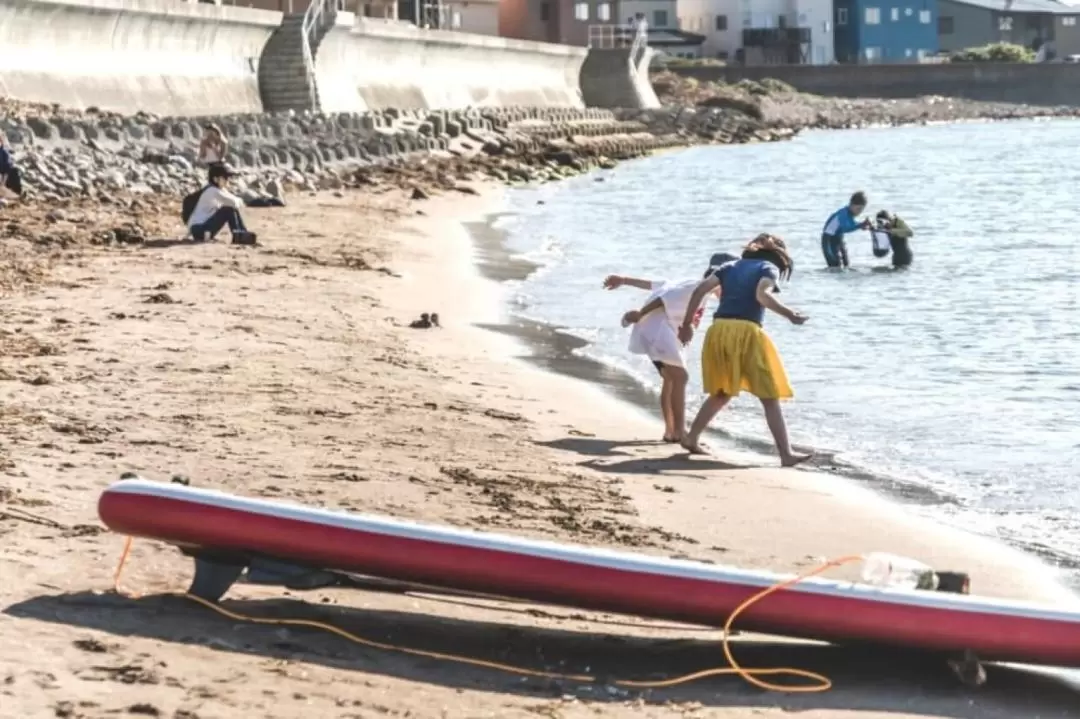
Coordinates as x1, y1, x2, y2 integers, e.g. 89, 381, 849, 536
821, 191, 871, 269
187, 163, 256, 244
197, 123, 229, 168
0, 133, 24, 204
874, 210, 915, 269
604, 252, 737, 444
677, 235, 811, 467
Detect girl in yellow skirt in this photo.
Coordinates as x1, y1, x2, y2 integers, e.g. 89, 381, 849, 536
676, 234, 812, 467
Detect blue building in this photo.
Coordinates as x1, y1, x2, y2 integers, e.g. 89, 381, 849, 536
834, 0, 940, 63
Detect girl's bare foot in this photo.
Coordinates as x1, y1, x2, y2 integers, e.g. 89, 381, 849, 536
681, 439, 709, 455
781, 453, 813, 468
663, 434, 682, 443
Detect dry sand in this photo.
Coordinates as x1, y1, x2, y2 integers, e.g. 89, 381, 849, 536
1, 184, 1078, 719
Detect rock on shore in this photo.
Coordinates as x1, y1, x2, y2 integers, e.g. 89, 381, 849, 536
642, 71, 1080, 140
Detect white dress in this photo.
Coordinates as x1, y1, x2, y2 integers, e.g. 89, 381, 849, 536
627, 279, 700, 368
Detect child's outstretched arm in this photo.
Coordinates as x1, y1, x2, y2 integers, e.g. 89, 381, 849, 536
603, 275, 654, 291
622, 295, 665, 326
755, 277, 807, 325
676, 275, 720, 344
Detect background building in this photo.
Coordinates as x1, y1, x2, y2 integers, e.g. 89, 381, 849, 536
937, 0, 1080, 57
833, 0, 938, 61
676, 0, 835, 63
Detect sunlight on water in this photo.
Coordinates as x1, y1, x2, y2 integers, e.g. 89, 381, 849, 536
499, 120, 1080, 577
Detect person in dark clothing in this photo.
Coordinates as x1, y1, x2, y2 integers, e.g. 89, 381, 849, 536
186, 163, 256, 244
875, 210, 914, 268
821, 191, 871, 268
0, 135, 24, 200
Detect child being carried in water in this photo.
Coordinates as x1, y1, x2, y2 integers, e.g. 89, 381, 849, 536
603, 252, 738, 444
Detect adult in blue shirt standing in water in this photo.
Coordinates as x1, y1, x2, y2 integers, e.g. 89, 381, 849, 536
821, 191, 871, 268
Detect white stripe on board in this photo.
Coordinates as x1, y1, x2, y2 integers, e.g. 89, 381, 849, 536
103, 479, 1080, 623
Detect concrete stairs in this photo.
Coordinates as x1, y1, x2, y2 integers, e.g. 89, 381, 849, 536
258, 12, 336, 114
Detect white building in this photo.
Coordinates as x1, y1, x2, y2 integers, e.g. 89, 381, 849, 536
677, 0, 834, 64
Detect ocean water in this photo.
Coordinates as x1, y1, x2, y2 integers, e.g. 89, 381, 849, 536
495, 119, 1080, 583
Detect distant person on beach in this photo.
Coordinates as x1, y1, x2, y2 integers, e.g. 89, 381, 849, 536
677, 235, 812, 467
604, 252, 737, 443
0, 133, 24, 204
197, 123, 229, 167
184, 163, 256, 244
874, 210, 915, 268
821, 191, 871, 268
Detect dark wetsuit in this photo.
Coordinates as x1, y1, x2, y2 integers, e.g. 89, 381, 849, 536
885, 216, 914, 268
890, 235, 913, 267
821, 206, 863, 268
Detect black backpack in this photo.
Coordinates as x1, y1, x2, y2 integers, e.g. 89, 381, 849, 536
181, 185, 210, 224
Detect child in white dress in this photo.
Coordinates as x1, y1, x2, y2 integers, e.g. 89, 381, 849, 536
603, 252, 737, 443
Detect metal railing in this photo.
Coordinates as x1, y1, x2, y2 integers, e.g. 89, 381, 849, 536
586, 22, 648, 51
301, 0, 339, 110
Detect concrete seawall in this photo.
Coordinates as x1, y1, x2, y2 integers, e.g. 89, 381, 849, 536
314, 17, 585, 113
0, 0, 280, 116
580, 48, 661, 111
671, 63, 1080, 106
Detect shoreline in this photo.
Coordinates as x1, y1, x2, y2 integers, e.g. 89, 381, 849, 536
0, 182, 1078, 716
468, 187, 1080, 591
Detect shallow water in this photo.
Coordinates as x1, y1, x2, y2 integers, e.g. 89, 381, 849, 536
496, 119, 1080, 585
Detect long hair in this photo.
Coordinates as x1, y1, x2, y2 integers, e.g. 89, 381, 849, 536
741, 234, 793, 280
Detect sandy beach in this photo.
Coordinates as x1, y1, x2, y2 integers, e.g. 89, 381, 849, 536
1, 182, 1079, 719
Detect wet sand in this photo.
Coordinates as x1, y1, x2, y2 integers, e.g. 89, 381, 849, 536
0, 186, 1078, 718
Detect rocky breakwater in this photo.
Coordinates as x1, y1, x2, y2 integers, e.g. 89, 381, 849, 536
1, 102, 690, 206
629, 71, 1080, 140
0, 100, 696, 291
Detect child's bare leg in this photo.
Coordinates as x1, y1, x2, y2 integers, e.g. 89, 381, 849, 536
664, 365, 689, 442
760, 398, 811, 467
682, 392, 730, 454
659, 374, 676, 441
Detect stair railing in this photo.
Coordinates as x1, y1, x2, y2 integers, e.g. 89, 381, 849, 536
301, 0, 338, 111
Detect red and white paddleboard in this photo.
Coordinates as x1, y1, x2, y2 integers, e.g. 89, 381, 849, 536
98, 478, 1080, 668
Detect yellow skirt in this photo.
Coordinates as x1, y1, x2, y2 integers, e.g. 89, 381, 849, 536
700, 319, 793, 400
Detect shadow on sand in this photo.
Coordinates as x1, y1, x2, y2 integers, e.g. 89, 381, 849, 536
6, 590, 1079, 716
535, 437, 745, 474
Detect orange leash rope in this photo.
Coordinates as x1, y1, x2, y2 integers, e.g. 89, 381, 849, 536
113, 536, 861, 693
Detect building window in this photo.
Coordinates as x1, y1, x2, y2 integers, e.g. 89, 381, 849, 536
865, 7, 881, 24
778, 14, 787, 28
939, 15, 954, 33
653, 9, 668, 26
574, 2, 588, 21
864, 46, 882, 61
717, 50, 729, 60
715, 14, 728, 30
837, 7, 848, 25
823, 19, 832, 32
539, 2, 549, 21
905, 48, 913, 57
597, 2, 610, 21
450, 10, 461, 28
1065, 16, 1079, 26
743, 11, 752, 26
999, 15, 1013, 31
919, 9, 931, 23
891, 7, 899, 20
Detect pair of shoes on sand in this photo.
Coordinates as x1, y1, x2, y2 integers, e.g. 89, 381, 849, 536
409, 312, 441, 329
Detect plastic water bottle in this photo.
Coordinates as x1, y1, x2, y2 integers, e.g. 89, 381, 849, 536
861, 552, 939, 590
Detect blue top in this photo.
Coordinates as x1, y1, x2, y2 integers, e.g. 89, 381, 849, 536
822, 206, 862, 236
713, 259, 780, 326
0, 146, 12, 175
